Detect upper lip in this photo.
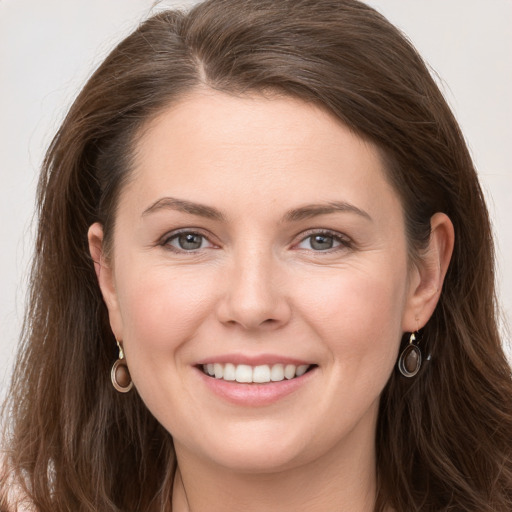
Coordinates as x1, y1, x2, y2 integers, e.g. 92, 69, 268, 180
195, 353, 314, 366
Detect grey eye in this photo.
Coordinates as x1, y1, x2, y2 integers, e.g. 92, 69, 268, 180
309, 234, 335, 250
169, 233, 206, 251
297, 233, 345, 251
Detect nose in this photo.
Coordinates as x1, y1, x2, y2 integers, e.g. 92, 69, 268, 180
215, 245, 292, 331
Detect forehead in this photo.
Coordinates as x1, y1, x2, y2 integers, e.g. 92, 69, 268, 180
136, 89, 375, 165
121, 89, 401, 220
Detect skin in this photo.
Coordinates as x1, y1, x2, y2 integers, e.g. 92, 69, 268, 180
89, 89, 453, 511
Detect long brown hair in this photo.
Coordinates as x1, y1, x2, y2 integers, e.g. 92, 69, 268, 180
2, 1, 511, 510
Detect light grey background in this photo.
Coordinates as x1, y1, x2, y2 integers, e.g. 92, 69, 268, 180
1, 0, 511, 398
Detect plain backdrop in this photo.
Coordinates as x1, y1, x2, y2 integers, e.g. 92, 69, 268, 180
1, 0, 511, 399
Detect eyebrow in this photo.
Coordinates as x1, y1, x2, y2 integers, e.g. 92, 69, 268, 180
141, 197, 372, 223
142, 197, 225, 221
283, 202, 372, 223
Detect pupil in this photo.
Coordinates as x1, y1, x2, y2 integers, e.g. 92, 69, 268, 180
311, 235, 333, 250
179, 233, 202, 250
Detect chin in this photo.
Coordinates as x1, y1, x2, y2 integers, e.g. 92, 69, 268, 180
177, 422, 315, 474
207, 445, 305, 474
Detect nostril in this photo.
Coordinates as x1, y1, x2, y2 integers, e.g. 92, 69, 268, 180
215, 275, 292, 330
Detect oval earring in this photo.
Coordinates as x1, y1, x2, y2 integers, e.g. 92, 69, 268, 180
111, 340, 133, 393
398, 332, 422, 378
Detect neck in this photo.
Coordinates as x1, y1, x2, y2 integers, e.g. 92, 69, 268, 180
172, 426, 379, 512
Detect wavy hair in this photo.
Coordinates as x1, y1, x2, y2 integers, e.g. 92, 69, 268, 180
2, 0, 511, 510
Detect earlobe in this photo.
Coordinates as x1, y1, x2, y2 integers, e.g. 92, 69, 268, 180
88, 222, 123, 339
403, 212, 454, 331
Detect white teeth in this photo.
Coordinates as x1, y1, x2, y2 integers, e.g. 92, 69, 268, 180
223, 363, 236, 381
253, 365, 271, 383
284, 364, 296, 380
270, 364, 284, 381
201, 362, 312, 383
214, 363, 224, 379
296, 364, 309, 377
235, 364, 253, 383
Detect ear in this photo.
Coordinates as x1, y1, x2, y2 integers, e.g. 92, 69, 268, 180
88, 222, 124, 340
402, 212, 454, 331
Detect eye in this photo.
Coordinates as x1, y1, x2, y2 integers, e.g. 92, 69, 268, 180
163, 231, 213, 251
296, 231, 350, 251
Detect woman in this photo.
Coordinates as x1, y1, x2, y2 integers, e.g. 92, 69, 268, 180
1, 0, 511, 510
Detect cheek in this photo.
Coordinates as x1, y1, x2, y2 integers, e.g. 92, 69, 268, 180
295, 259, 408, 368
294, 262, 408, 444
115, 264, 217, 356
112, 264, 220, 417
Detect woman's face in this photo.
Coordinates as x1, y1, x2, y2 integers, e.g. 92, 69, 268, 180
92, 90, 425, 473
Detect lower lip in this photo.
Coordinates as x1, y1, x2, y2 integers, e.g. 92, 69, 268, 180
195, 367, 316, 407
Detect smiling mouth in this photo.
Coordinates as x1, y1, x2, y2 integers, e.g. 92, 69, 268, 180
199, 363, 316, 384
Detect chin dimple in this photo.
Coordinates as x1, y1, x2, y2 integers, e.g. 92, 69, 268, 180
201, 363, 312, 383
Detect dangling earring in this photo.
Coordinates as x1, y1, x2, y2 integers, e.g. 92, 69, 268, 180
398, 332, 422, 378
111, 340, 133, 393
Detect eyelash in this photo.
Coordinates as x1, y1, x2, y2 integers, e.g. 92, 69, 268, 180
160, 229, 216, 253
159, 228, 352, 253
294, 229, 353, 252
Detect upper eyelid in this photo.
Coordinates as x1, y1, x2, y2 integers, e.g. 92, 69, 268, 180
158, 227, 351, 248
292, 229, 353, 251
159, 229, 219, 253
294, 228, 351, 242
160, 227, 214, 243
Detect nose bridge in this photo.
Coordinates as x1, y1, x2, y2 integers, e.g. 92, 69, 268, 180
217, 240, 290, 330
